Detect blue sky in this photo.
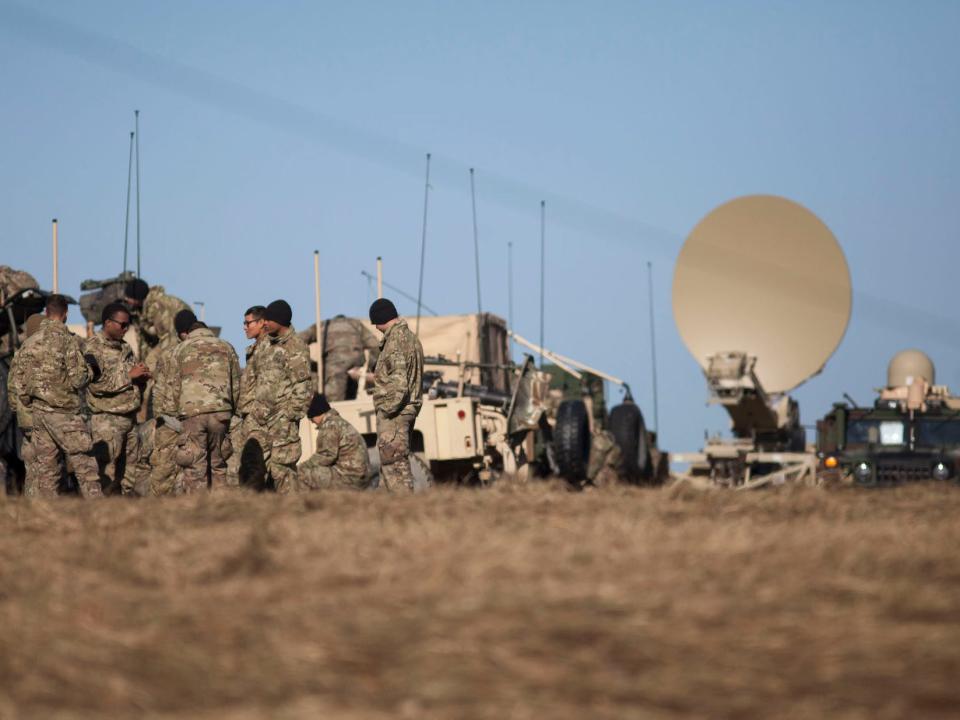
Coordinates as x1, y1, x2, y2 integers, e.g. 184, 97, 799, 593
1, 1, 958, 453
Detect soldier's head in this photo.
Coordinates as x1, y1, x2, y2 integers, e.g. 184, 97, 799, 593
263, 299, 292, 336
124, 278, 150, 310
174, 309, 199, 340
307, 393, 331, 425
243, 305, 267, 340
44, 294, 69, 322
101, 302, 132, 341
368, 298, 398, 332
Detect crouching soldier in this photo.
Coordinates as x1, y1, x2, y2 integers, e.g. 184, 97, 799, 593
298, 393, 370, 490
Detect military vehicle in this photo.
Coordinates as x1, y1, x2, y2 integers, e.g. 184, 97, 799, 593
298, 312, 659, 487
817, 350, 960, 485
670, 195, 852, 487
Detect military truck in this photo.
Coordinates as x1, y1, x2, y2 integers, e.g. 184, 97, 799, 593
299, 312, 659, 487
817, 350, 960, 485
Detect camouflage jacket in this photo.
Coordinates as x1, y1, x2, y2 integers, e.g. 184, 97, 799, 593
83, 332, 141, 416
252, 326, 312, 423
138, 285, 190, 348
373, 318, 423, 417
7, 350, 32, 430
321, 315, 380, 370
170, 327, 241, 418
151, 344, 180, 418
312, 408, 369, 481
15, 318, 92, 413
238, 336, 268, 418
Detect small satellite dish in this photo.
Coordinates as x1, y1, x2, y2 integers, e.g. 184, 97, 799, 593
672, 195, 852, 395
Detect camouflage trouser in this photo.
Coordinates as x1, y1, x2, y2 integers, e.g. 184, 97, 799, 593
323, 359, 356, 402
125, 419, 156, 497
224, 415, 246, 486
241, 416, 301, 494
587, 430, 623, 487
149, 423, 182, 496
298, 456, 367, 491
28, 410, 103, 499
90, 412, 139, 495
376, 409, 417, 493
178, 411, 233, 494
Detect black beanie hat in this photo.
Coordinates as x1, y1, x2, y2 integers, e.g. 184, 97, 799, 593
369, 298, 398, 325
101, 301, 130, 325
264, 299, 293, 326
174, 309, 198, 335
124, 278, 150, 301
307, 393, 331, 418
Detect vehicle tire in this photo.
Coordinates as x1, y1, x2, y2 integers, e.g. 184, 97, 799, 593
608, 402, 649, 482
367, 447, 433, 492
553, 399, 591, 481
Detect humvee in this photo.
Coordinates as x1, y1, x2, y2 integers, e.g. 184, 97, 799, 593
817, 350, 960, 485
298, 312, 660, 487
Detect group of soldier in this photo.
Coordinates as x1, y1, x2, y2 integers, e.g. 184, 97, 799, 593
6, 277, 425, 499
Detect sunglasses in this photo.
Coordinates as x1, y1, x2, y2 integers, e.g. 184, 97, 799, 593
107, 318, 130, 329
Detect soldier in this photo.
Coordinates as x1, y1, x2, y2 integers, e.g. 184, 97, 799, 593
123, 278, 191, 365
169, 309, 240, 493
85, 302, 151, 495
147, 341, 182, 496
227, 305, 268, 485
6, 313, 45, 491
368, 298, 423, 493
241, 299, 311, 494
312, 314, 380, 401
13, 295, 102, 498
298, 393, 370, 490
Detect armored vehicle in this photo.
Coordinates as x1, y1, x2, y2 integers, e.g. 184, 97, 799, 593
817, 350, 960, 485
299, 312, 658, 487
670, 195, 852, 487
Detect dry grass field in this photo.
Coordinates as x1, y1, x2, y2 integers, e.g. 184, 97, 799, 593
0, 482, 958, 719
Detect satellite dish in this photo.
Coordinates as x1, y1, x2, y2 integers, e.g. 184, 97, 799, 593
672, 195, 852, 395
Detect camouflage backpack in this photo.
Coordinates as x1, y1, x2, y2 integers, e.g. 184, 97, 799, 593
0, 266, 39, 306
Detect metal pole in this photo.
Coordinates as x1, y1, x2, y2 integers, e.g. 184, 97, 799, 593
123, 131, 134, 274
647, 261, 660, 432
134, 109, 141, 276
415, 152, 431, 335
51, 218, 59, 293
507, 241, 514, 331
470, 167, 482, 315
539, 200, 545, 368
376, 256, 383, 299
314, 250, 323, 393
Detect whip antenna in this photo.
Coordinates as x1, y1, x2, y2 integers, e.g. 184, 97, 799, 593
415, 153, 431, 335
647, 261, 660, 432
507, 241, 514, 332
134, 109, 141, 276
470, 167, 482, 315
123, 131, 134, 274
539, 200, 545, 367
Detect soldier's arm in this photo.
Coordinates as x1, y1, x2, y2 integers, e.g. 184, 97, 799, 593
284, 345, 313, 420
313, 424, 339, 466
88, 345, 134, 395
374, 349, 409, 416
65, 335, 94, 391
7, 355, 22, 413
229, 347, 241, 412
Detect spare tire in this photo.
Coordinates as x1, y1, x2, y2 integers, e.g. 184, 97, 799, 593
608, 402, 649, 482
554, 399, 590, 481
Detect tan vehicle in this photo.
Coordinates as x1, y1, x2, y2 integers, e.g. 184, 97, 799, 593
298, 313, 550, 486
670, 195, 852, 487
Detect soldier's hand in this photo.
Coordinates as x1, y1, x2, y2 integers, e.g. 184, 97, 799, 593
346, 367, 362, 380
129, 363, 151, 381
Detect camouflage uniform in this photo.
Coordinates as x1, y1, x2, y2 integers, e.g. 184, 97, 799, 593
319, 315, 380, 402
131, 285, 190, 420
170, 327, 240, 494
243, 326, 312, 493
14, 318, 102, 498
587, 430, 623, 487
228, 336, 267, 485
148, 345, 182, 496
373, 319, 423, 493
298, 408, 370, 490
84, 332, 142, 494
6, 348, 35, 484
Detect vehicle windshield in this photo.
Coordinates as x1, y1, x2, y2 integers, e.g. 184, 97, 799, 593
846, 419, 906, 447
916, 419, 960, 448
